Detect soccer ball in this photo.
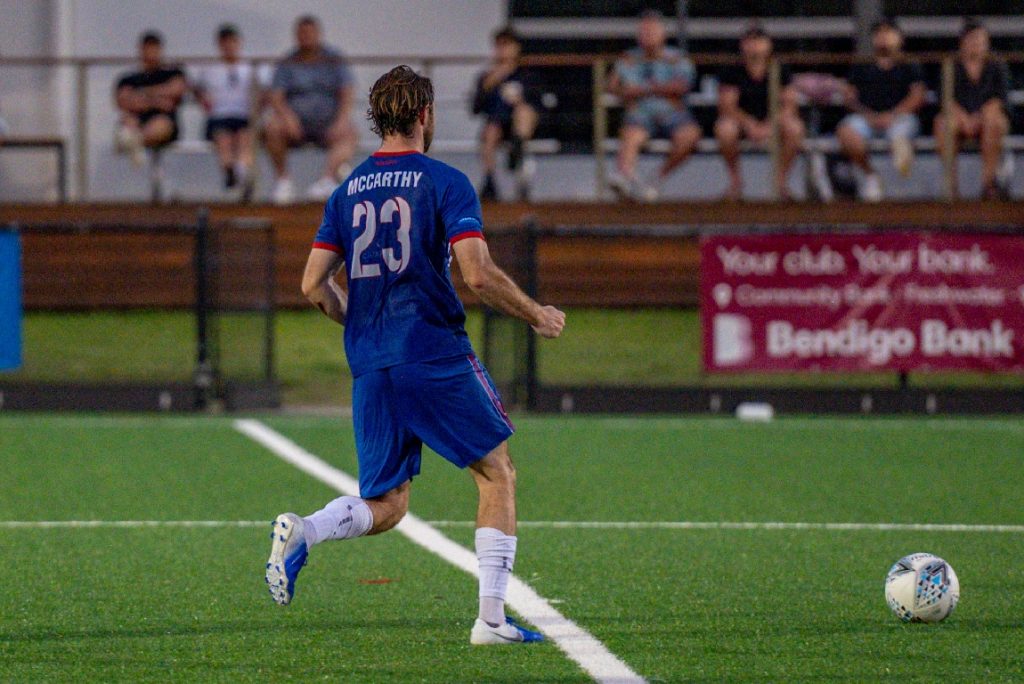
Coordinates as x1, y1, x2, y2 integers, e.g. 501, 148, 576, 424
884, 553, 960, 623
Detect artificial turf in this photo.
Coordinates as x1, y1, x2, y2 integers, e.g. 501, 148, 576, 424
2, 414, 1022, 682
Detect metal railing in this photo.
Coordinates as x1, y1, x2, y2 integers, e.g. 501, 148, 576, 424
2, 51, 1023, 202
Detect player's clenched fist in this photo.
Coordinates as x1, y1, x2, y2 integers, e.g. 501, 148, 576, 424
532, 305, 566, 338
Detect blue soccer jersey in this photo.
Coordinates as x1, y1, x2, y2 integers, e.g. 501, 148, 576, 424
312, 150, 484, 377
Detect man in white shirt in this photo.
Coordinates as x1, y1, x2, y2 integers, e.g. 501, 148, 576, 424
192, 24, 257, 198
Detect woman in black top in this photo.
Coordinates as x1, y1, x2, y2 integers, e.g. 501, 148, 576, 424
932, 20, 1011, 199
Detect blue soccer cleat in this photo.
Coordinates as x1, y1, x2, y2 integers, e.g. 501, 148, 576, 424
265, 513, 308, 606
470, 616, 545, 645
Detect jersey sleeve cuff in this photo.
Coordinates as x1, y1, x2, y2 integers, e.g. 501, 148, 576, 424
449, 230, 485, 246
312, 241, 342, 253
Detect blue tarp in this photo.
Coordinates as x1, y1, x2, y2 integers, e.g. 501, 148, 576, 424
0, 229, 22, 371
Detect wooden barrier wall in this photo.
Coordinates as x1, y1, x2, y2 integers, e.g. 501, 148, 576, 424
2, 201, 1019, 310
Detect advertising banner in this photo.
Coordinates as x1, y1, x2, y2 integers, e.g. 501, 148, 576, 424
701, 233, 1024, 373
0, 229, 22, 371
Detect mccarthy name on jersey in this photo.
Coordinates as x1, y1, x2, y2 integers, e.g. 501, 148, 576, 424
345, 170, 424, 195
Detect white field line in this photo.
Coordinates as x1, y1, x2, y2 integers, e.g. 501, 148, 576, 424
427, 520, 1024, 533
4, 519, 1022, 533
0, 520, 267, 529
232, 418, 645, 684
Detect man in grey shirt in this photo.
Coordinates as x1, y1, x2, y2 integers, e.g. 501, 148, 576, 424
264, 15, 357, 203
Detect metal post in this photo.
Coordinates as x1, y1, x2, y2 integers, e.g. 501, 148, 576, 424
193, 209, 214, 410
768, 57, 782, 202
853, 0, 883, 57
592, 58, 609, 199
940, 56, 957, 202
675, 0, 689, 54
75, 62, 89, 200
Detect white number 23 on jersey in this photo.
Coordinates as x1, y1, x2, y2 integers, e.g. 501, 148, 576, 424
350, 197, 412, 279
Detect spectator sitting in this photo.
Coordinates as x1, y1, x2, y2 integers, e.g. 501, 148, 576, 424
114, 31, 187, 166
714, 24, 805, 201
607, 10, 701, 202
837, 18, 925, 202
191, 24, 257, 199
264, 15, 357, 204
933, 18, 1011, 200
472, 27, 540, 202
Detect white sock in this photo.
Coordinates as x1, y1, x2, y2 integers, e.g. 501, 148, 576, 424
476, 527, 517, 626
302, 496, 373, 547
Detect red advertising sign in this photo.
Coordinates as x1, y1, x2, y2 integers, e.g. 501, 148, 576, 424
701, 233, 1024, 373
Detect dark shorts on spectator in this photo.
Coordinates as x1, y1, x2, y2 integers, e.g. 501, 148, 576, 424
205, 116, 249, 140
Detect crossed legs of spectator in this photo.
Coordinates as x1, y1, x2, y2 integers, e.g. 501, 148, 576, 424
116, 114, 175, 167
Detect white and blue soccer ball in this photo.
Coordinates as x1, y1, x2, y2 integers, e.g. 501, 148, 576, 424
884, 553, 960, 623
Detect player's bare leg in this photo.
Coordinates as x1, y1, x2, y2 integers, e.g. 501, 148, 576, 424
468, 442, 542, 644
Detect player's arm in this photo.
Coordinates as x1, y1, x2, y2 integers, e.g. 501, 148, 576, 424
453, 236, 564, 338
301, 247, 347, 325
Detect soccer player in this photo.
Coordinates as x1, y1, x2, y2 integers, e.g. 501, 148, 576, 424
265, 65, 566, 645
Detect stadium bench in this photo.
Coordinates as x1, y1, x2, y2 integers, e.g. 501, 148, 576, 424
0, 137, 67, 202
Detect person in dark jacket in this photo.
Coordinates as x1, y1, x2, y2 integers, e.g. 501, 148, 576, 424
471, 27, 540, 201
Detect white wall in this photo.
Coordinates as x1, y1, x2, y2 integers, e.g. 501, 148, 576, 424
0, 0, 62, 201
0, 0, 506, 201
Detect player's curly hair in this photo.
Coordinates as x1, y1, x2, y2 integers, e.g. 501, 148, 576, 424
367, 65, 434, 139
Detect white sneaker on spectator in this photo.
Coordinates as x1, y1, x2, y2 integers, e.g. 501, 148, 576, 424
639, 174, 663, 203
115, 126, 146, 167
860, 172, 883, 203
272, 177, 295, 205
996, 152, 1015, 194
515, 156, 537, 201
892, 137, 914, 177
809, 152, 834, 203
607, 171, 632, 200
306, 176, 339, 201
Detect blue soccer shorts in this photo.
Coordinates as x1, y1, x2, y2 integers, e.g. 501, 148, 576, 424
352, 353, 515, 499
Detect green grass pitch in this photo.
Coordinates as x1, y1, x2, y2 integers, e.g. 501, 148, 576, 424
1, 414, 1023, 682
